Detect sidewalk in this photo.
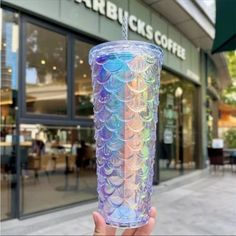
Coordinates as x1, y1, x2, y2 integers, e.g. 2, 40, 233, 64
1, 169, 236, 235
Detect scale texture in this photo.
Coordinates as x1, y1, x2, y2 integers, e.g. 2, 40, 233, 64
89, 41, 163, 228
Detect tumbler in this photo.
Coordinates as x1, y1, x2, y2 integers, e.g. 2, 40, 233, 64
89, 40, 163, 228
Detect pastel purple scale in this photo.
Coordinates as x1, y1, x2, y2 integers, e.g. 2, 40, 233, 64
89, 40, 163, 228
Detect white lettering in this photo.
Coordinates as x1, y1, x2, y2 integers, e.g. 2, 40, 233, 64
74, 0, 187, 60
172, 42, 177, 54
161, 34, 168, 48
145, 24, 153, 40
137, 19, 146, 37
177, 45, 182, 58
129, 15, 138, 32
118, 8, 123, 24
154, 31, 161, 45
181, 48, 186, 60
106, 1, 117, 21
118, 9, 129, 25
93, 0, 105, 15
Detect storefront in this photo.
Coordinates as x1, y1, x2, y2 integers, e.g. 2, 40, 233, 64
0, 0, 219, 220
206, 58, 221, 146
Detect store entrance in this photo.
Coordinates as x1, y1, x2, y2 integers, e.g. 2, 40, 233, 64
158, 70, 197, 182
19, 124, 97, 215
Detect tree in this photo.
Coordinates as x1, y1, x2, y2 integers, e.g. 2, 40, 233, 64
222, 51, 236, 105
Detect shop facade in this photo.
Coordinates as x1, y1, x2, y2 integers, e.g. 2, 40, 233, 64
0, 0, 220, 220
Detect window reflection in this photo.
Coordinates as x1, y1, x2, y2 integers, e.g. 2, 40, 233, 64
20, 124, 96, 214
25, 23, 67, 115
0, 9, 19, 220
159, 70, 196, 181
74, 40, 93, 117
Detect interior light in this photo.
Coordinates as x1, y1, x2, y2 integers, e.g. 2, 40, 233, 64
79, 59, 84, 64
175, 87, 183, 97
8, 68, 12, 73
3, 43, 6, 47
53, 66, 57, 70
41, 60, 46, 65
83, 74, 87, 78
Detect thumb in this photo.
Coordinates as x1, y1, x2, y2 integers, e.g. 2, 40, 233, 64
93, 212, 106, 236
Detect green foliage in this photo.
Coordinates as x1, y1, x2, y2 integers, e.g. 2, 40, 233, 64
222, 51, 236, 105
224, 129, 236, 148
227, 51, 236, 78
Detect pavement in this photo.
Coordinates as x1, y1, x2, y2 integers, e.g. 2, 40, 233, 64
1, 168, 236, 235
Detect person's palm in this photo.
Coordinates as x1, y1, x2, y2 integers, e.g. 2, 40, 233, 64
93, 207, 157, 236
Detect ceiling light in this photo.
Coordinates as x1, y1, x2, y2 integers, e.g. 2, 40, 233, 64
83, 74, 87, 78
175, 87, 183, 97
41, 60, 46, 64
79, 60, 84, 64
3, 43, 6, 47
53, 66, 57, 70
8, 68, 12, 73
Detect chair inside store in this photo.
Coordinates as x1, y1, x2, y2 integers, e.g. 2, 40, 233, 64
229, 151, 236, 173
207, 147, 225, 173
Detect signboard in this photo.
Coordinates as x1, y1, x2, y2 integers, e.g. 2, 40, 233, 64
75, 0, 186, 60
212, 139, 224, 148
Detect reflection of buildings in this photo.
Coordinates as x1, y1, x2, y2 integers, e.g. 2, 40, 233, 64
74, 79, 93, 96
1, 22, 18, 89
26, 83, 67, 114
26, 84, 67, 102
1, 21, 18, 126
25, 72, 93, 114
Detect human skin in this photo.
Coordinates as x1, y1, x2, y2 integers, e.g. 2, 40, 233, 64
93, 207, 157, 236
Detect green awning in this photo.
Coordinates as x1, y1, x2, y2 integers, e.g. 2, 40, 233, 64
212, 0, 236, 54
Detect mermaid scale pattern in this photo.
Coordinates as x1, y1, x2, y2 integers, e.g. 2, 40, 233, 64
89, 41, 163, 228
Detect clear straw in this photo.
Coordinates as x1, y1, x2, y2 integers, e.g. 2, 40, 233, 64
122, 14, 128, 40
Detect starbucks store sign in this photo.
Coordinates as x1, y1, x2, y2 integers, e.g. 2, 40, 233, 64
75, 0, 186, 60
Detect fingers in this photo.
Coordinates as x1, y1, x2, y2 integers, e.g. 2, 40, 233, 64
149, 207, 157, 218
93, 207, 157, 236
135, 216, 156, 236
122, 228, 137, 236
93, 212, 106, 236
134, 207, 157, 236
105, 225, 116, 236
93, 211, 116, 236
122, 207, 157, 236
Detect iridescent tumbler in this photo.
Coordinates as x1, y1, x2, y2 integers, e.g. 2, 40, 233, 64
89, 40, 163, 228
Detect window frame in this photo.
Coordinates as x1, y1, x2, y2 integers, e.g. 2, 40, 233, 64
20, 15, 100, 125
72, 36, 95, 120
21, 16, 70, 120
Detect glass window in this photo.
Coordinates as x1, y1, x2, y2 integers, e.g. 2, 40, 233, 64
74, 40, 93, 117
159, 70, 196, 182
25, 23, 67, 116
20, 124, 96, 214
0, 9, 19, 220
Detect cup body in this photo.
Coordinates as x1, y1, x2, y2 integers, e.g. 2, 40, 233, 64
89, 40, 163, 228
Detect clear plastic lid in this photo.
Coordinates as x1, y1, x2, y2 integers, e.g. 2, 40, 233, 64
89, 40, 163, 65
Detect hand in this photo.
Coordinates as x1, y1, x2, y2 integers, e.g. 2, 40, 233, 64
93, 207, 157, 236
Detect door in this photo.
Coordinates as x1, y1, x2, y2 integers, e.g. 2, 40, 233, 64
0, 9, 19, 220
